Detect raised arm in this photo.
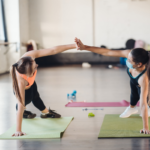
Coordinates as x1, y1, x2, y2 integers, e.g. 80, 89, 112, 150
75, 38, 131, 58
22, 44, 76, 59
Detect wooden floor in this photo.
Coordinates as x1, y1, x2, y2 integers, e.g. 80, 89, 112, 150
0, 65, 150, 150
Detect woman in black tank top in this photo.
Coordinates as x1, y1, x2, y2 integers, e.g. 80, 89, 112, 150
75, 37, 150, 134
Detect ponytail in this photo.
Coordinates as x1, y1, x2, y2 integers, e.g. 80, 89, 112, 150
147, 51, 150, 81
10, 65, 24, 107
10, 56, 33, 107
146, 51, 150, 106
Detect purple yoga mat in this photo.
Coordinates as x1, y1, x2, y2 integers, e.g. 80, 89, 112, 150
65, 100, 140, 107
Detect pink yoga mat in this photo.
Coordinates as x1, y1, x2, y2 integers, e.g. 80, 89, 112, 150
65, 100, 140, 107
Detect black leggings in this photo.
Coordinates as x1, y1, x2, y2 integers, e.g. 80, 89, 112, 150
16, 82, 46, 111
130, 80, 148, 106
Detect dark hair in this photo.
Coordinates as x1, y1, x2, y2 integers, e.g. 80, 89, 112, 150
10, 56, 33, 106
131, 48, 150, 80
147, 52, 150, 81
131, 48, 149, 65
126, 39, 135, 49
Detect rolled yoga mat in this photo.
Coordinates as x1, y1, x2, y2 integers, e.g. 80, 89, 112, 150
65, 100, 140, 107
98, 114, 150, 138
0, 117, 73, 139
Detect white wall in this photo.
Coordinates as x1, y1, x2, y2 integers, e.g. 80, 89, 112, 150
28, 0, 93, 51
1, 0, 150, 73
94, 0, 150, 48
19, 0, 29, 44
0, 0, 29, 73
27, 0, 150, 49
3, 0, 20, 71
19, 0, 29, 56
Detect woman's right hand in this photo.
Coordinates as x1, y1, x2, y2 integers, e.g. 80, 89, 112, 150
140, 128, 150, 134
74, 37, 85, 50
12, 131, 26, 137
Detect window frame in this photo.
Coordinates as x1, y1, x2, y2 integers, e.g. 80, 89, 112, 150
0, 0, 7, 42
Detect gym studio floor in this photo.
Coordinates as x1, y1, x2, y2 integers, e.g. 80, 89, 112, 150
0, 65, 149, 150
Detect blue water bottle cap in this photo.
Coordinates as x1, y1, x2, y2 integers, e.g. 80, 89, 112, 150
73, 90, 77, 94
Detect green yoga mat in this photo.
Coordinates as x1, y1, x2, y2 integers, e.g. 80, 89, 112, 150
0, 117, 73, 139
98, 114, 150, 138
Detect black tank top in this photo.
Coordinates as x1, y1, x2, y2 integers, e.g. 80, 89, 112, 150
127, 67, 147, 86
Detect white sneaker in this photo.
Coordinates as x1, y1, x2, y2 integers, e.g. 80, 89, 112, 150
120, 106, 138, 118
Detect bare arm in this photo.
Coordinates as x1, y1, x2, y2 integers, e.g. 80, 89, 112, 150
16, 101, 24, 131
12, 80, 26, 137
22, 44, 76, 59
74, 38, 131, 58
84, 45, 130, 58
139, 74, 150, 134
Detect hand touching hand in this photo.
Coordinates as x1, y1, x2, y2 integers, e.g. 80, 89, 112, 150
74, 37, 85, 50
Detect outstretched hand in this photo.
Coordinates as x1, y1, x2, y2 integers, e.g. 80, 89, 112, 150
74, 37, 85, 50
140, 129, 150, 134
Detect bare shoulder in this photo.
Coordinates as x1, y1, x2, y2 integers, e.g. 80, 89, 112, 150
138, 71, 148, 87
21, 50, 37, 59
121, 49, 131, 58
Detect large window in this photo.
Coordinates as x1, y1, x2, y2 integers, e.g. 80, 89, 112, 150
0, 0, 4, 41
0, 0, 7, 42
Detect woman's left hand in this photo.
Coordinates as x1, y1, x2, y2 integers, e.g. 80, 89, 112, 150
74, 37, 85, 50
140, 129, 150, 134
